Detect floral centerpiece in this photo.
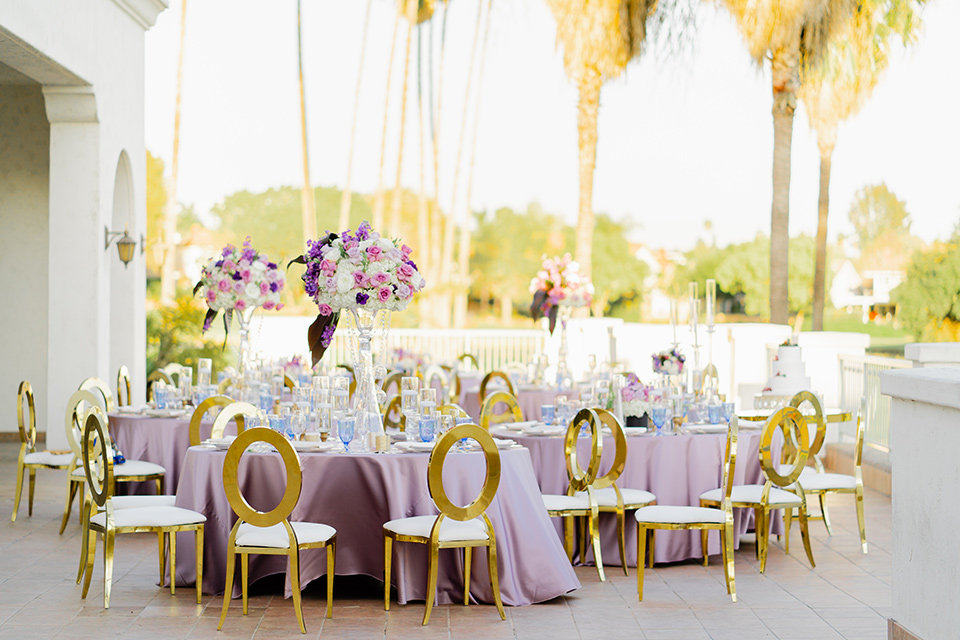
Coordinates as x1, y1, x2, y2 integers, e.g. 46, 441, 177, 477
652, 348, 686, 376
293, 220, 426, 365
194, 238, 285, 334
621, 373, 653, 420
391, 347, 425, 373
529, 253, 594, 334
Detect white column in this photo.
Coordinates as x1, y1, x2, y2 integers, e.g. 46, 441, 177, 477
43, 86, 105, 449
905, 342, 960, 368
881, 367, 960, 640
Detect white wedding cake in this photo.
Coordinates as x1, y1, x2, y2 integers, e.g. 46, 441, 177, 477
762, 345, 811, 396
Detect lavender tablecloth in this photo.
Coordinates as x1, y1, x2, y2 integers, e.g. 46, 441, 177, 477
491, 427, 779, 566
459, 387, 562, 422
173, 446, 580, 606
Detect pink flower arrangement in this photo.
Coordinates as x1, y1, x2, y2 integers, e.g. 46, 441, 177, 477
621, 373, 653, 419
529, 253, 595, 334
195, 238, 285, 332
652, 348, 685, 376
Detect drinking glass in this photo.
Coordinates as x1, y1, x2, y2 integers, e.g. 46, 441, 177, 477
197, 358, 212, 389
419, 416, 436, 443
540, 404, 556, 425
587, 354, 597, 378
313, 375, 330, 393
440, 414, 455, 436
401, 377, 419, 414
707, 403, 722, 425
420, 388, 437, 420
671, 397, 686, 434
333, 376, 351, 414
596, 379, 610, 409
293, 386, 311, 411
178, 368, 193, 405
338, 416, 355, 451
579, 387, 596, 409
650, 405, 668, 437
155, 386, 168, 410
722, 402, 736, 424
290, 411, 306, 441
259, 385, 274, 413
268, 414, 284, 435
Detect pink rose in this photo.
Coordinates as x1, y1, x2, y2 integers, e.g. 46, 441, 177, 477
367, 246, 382, 260
262, 300, 275, 310
397, 263, 414, 280
373, 271, 390, 285
353, 271, 368, 287
223, 259, 236, 272
235, 299, 247, 311
377, 287, 392, 303
326, 276, 338, 292
401, 244, 412, 257
206, 290, 216, 303
218, 279, 230, 292
346, 246, 362, 262
276, 303, 285, 311
233, 282, 244, 293
396, 283, 412, 299
260, 282, 270, 295
318, 303, 333, 316
386, 248, 403, 262
240, 269, 251, 282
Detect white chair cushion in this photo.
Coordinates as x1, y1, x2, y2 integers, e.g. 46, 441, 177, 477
776, 464, 818, 478
700, 485, 802, 506
235, 521, 336, 549
111, 495, 176, 509
635, 505, 726, 525
24, 451, 74, 467
90, 506, 205, 529
383, 515, 489, 543
542, 494, 590, 512
574, 487, 656, 508
72, 459, 166, 478
795, 473, 857, 491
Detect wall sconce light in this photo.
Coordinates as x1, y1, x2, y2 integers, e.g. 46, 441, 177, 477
104, 226, 138, 268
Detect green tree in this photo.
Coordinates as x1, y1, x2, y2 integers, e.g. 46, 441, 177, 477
891, 243, 960, 341
849, 182, 911, 251
146, 151, 168, 278
146, 291, 231, 378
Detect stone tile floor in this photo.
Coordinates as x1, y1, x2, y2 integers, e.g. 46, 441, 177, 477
0, 442, 891, 639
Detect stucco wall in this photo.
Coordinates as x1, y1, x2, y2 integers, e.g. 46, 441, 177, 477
0, 85, 49, 436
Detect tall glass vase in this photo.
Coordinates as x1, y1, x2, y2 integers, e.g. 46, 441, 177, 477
235, 307, 255, 402
556, 306, 573, 391
350, 308, 390, 452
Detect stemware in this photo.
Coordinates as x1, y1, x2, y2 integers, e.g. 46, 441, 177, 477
418, 416, 436, 443
401, 377, 420, 439
540, 404, 556, 425
293, 386, 311, 411
290, 410, 306, 441
587, 354, 597, 380
197, 358, 212, 389
671, 397, 686, 434
650, 405, 668, 437
707, 402, 722, 425
722, 401, 736, 424
420, 388, 437, 420
338, 416, 355, 452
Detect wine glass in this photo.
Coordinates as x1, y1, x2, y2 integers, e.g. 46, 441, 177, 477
290, 410, 306, 441
338, 415, 355, 452
651, 404, 668, 437
540, 404, 556, 426
596, 379, 610, 409
419, 415, 436, 443
671, 397, 686, 434
293, 386, 310, 412
707, 402, 722, 425
722, 401, 736, 424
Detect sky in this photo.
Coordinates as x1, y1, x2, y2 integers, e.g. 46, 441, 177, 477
144, 0, 960, 253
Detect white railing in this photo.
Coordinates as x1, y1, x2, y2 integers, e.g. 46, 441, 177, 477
839, 353, 913, 450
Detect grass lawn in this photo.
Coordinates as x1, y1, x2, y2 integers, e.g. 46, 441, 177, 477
800, 309, 914, 357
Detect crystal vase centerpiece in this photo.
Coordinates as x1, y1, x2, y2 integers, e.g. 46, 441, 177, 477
235, 307, 255, 378
349, 308, 390, 452
556, 307, 574, 390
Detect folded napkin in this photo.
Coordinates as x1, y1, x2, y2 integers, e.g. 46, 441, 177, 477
622, 427, 648, 437
202, 436, 237, 450
394, 441, 436, 453
522, 425, 564, 437
683, 424, 728, 434
117, 404, 148, 414
291, 440, 337, 452
145, 408, 186, 418
498, 420, 541, 431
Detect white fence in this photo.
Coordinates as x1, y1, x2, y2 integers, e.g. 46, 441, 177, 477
839, 353, 913, 450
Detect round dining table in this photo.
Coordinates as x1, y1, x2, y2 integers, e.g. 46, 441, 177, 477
171, 444, 580, 607
490, 424, 779, 567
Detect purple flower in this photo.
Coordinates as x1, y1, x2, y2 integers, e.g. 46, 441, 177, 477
346, 245, 362, 262
356, 292, 369, 305
321, 325, 336, 348
221, 246, 234, 257
405, 259, 418, 272
215, 259, 224, 268
269, 282, 278, 293
356, 221, 371, 241
203, 315, 213, 331
231, 272, 243, 281
267, 262, 278, 270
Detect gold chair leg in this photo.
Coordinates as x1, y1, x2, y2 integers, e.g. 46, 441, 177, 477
422, 545, 439, 626
753, 508, 762, 561
579, 516, 588, 567
636, 524, 646, 601
104, 527, 116, 609
562, 515, 575, 564
156, 477, 164, 496
798, 507, 816, 568
819, 493, 833, 536
648, 528, 656, 568
158, 531, 166, 585
169, 530, 177, 595
487, 542, 505, 620
28, 469, 36, 517
195, 526, 204, 605
383, 535, 392, 611
463, 547, 472, 606
218, 545, 236, 630
589, 510, 606, 582
290, 548, 306, 634
617, 509, 629, 576
723, 523, 736, 602
11, 459, 25, 522
326, 541, 335, 619
701, 529, 709, 567
76, 499, 91, 584
81, 530, 97, 599
241, 554, 249, 615
60, 479, 78, 535
784, 507, 793, 555
758, 509, 769, 574
855, 488, 868, 554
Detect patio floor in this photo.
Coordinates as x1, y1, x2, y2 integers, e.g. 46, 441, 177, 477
0, 441, 891, 639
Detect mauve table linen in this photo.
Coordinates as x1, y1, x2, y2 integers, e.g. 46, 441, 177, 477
172, 446, 580, 605
492, 427, 779, 566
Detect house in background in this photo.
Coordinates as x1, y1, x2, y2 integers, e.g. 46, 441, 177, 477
830, 259, 905, 322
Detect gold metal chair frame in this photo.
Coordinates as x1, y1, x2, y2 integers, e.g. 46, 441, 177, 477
219, 427, 336, 633
457, 353, 480, 371
188, 395, 237, 447
478, 391, 523, 430
785, 397, 868, 554
383, 423, 506, 625
700, 407, 816, 573
380, 371, 404, 407
439, 403, 470, 419
440, 365, 460, 403
636, 418, 739, 602
209, 402, 257, 444
61, 388, 165, 535
283, 373, 297, 390
12, 381, 73, 522
701, 363, 719, 395
422, 364, 451, 404
543, 409, 607, 581
116, 366, 132, 407
78, 408, 204, 609
383, 394, 406, 432
478, 371, 515, 403
79, 377, 117, 413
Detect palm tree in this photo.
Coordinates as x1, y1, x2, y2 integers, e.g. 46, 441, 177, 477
545, 0, 659, 280
800, 0, 923, 330
160, 0, 188, 305
719, 0, 856, 324
338, 0, 375, 232
297, 0, 317, 243
372, 13, 402, 231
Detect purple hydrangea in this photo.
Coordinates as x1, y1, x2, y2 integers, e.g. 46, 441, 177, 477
321, 325, 335, 348
356, 292, 369, 305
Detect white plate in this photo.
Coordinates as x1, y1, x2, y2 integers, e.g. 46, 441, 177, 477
202, 436, 237, 450
291, 440, 338, 452
117, 405, 147, 414
394, 441, 436, 453
499, 420, 542, 431
522, 426, 564, 437
683, 424, 728, 434
145, 409, 186, 418
622, 427, 648, 437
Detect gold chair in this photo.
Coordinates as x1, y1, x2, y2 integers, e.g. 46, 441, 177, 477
777, 391, 829, 541
146, 368, 173, 401
701, 363, 719, 396
283, 373, 297, 390
12, 381, 73, 522
383, 423, 506, 625
541, 409, 608, 581
635, 418, 739, 601
61, 390, 166, 534
188, 395, 238, 447
439, 403, 470, 419
573, 409, 656, 576
383, 395, 406, 432
422, 364, 450, 403
785, 397, 868, 554
79, 408, 205, 609
219, 428, 336, 633
699, 407, 816, 573
209, 402, 256, 443
116, 366, 132, 407
478, 391, 523, 430
79, 377, 117, 413
380, 371, 404, 405
457, 353, 479, 371
478, 371, 515, 403
440, 365, 460, 403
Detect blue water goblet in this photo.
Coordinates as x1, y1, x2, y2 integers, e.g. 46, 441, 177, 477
419, 416, 436, 443
540, 404, 556, 425
722, 402, 735, 424
651, 405, 668, 437
338, 416, 355, 452
708, 403, 722, 425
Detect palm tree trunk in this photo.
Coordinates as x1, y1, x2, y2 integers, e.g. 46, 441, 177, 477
390, 6, 416, 236
160, 0, 188, 305
575, 65, 602, 280
416, 24, 432, 326
769, 48, 800, 326
338, 0, 374, 232
454, 0, 495, 329
297, 0, 317, 243
373, 12, 402, 231
428, 3, 449, 319
812, 124, 837, 331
